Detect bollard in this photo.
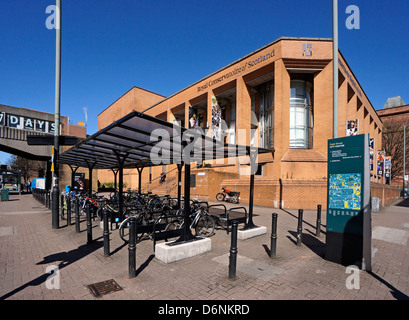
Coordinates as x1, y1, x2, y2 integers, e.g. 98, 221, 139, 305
297, 209, 303, 246
103, 207, 110, 257
270, 213, 278, 258
86, 201, 92, 244
228, 221, 238, 280
48, 191, 51, 209
75, 197, 80, 233
316, 204, 321, 237
60, 194, 65, 220
52, 189, 59, 229
67, 195, 71, 226
128, 217, 136, 278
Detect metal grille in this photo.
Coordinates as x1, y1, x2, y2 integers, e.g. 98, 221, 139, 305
87, 279, 122, 298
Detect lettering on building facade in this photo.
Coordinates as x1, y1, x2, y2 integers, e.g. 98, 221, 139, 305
0, 112, 56, 134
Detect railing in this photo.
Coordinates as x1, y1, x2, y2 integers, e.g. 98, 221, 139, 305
146, 163, 203, 193
32, 188, 52, 209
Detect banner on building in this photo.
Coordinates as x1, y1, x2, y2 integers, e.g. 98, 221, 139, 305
211, 96, 222, 141
369, 138, 374, 172
346, 119, 359, 136
385, 156, 391, 179
377, 150, 384, 176
188, 107, 198, 129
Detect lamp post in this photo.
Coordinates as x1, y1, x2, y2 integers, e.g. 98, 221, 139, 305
333, 0, 338, 139
52, 0, 61, 229
403, 125, 407, 198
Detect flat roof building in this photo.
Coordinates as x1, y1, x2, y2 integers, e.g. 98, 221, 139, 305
98, 37, 399, 209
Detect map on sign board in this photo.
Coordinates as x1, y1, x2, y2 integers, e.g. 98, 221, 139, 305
328, 173, 361, 210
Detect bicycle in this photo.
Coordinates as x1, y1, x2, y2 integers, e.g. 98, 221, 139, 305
96, 199, 120, 221
118, 197, 177, 243
118, 209, 170, 243
165, 201, 215, 237
60, 190, 79, 220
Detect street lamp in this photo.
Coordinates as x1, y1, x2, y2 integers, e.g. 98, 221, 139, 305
333, 0, 338, 139
403, 124, 408, 198
52, 0, 61, 229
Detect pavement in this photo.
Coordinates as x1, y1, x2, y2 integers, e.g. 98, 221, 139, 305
0, 193, 408, 303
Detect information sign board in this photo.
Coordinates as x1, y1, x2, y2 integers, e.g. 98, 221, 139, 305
326, 134, 371, 271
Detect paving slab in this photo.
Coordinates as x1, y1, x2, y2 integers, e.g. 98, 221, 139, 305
0, 194, 408, 302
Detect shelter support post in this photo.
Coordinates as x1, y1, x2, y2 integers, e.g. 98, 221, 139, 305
177, 161, 195, 243
85, 161, 96, 196
173, 140, 195, 244
177, 163, 183, 209
68, 165, 79, 191
244, 147, 257, 229
137, 167, 143, 193
110, 168, 119, 192
114, 152, 129, 219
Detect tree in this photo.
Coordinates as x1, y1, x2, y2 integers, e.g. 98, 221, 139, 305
7, 155, 47, 184
382, 118, 409, 183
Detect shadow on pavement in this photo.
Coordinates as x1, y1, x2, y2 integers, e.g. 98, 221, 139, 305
367, 271, 409, 300
394, 198, 409, 207
135, 254, 155, 277
0, 240, 103, 300
281, 209, 324, 234
287, 230, 325, 258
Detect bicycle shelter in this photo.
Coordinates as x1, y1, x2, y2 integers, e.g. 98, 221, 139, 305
59, 110, 273, 262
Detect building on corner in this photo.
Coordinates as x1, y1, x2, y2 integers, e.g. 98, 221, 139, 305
97, 37, 399, 209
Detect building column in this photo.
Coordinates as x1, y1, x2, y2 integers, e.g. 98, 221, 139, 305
185, 102, 191, 129
273, 59, 290, 180
236, 76, 251, 174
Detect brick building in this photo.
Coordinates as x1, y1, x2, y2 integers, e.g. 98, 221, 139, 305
377, 97, 409, 189
97, 37, 399, 209
0, 104, 88, 191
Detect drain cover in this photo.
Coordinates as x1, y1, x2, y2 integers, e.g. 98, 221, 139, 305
87, 279, 122, 298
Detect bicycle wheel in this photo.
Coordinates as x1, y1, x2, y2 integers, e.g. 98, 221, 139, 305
165, 218, 183, 232
118, 214, 145, 243
60, 199, 66, 220
118, 216, 133, 243
195, 215, 215, 237
96, 207, 104, 220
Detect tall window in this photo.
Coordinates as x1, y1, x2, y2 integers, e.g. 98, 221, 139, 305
229, 100, 236, 144
290, 78, 313, 148
255, 81, 274, 149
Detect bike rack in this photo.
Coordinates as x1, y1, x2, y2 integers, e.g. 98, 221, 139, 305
226, 207, 247, 235
152, 214, 184, 251
207, 204, 247, 235
208, 203, 226, 215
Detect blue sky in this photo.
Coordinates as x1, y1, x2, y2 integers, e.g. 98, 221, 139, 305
1, 0, 408, 164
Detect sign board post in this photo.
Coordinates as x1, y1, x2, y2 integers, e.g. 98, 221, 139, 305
326, 134, 371, 271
